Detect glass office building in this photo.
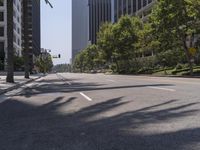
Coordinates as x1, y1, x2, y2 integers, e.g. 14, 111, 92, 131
113, 0, 155, 22
88, 0, 155, 44
88, 0, 112, 44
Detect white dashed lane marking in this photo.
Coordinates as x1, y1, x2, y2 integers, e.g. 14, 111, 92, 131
80, 92, 93, 101
147, 86, 176, 92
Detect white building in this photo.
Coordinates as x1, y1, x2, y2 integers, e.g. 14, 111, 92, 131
0, 0, 23, 69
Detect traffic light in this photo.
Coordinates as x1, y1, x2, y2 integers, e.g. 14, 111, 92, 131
58, 54, 61, 58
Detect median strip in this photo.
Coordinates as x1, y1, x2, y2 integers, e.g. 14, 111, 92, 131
80, 92, 92, 101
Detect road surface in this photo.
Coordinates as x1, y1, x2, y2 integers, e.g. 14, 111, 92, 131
0, 73, 200, 150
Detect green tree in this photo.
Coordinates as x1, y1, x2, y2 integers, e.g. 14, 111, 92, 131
97, 16, 141, 73
84, 44, 99, 70
73, 51, 86, 73
150, 0, 200, 75
73, 44, 102, 73
14, 56, 24, 71
35, 53, 53, 73
97, 22, 114, 64
136, 22, 160, 57
112, 16, 140, 72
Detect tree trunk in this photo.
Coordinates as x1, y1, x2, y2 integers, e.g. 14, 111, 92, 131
23, 0, 30, 79
6, 0, 14, 83
113, 56, 119, 73
183, 36, 193, 76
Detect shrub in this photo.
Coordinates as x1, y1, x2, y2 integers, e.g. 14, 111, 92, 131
175, 63, 183, 70
137, 67, 154, 74
171, 68, 190, 75
14, 56, 24, 71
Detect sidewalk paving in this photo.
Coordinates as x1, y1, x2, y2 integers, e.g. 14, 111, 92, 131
0, 73, 43, 95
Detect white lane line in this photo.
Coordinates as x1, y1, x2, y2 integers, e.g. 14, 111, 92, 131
80, 92, 92, 101
106, 79, 116, 83
56, 74, 72, 85
26, 83, 35, 87
147, 86, 176, 92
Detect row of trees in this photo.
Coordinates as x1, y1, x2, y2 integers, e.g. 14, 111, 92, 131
52, 64, 72, 73
0, 0, 52, 83
74, 0, 200, 75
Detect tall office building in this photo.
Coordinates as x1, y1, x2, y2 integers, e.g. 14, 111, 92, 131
72, 0, 89, 61
22, 0, 41, 70
0, 0, 23, 70
0, 0, 41, 71
88, 0, 155, 44
72, 0, 112, 61
72, 0, 156, 61
112, 0, 156, 22
89, 0, 112, 44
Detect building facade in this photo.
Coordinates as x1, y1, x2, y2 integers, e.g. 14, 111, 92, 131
112, 0, 156, 22
23, 0, 41, 70
72, 0, 89, 61
0, 0, 23, 70
89, 0, 112, 44
0, 0, 41, 71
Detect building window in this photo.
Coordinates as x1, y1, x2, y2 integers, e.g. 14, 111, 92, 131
148, 0, 153, 4
138, 0, 142, 10
13, 34, 16, 43
123, 0, 126, 15
119, 0, 122, 17
0, 27, 4, 36
0, 1, 4, 6
13, 22, 16, 30
128, 0, 132, 15
143, 0, 147, 7
133, 0, 136, 12
17, 16, 20, 23
17, 27, 20, 34
0, 42, 5, 70
17, 4, 20, 11
0, 42, 4, 54
18, 38, 20, 45
0, 12, 4, 21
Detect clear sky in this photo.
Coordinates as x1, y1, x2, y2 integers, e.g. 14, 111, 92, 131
41, 0, 71, 65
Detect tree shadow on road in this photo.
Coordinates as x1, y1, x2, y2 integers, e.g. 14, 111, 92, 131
0, 96, 199, 150
16, 77, 175, 98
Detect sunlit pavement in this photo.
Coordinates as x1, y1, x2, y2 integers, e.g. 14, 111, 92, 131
0, 74, 42, 94
0, 73, 200, 150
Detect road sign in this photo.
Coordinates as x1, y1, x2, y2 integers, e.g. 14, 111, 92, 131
189, 47, 197, 56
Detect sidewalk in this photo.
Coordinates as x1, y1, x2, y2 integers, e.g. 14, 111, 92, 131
0, 73, 43, 95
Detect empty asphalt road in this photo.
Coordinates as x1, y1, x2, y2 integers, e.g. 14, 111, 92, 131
0, 73, 200, 150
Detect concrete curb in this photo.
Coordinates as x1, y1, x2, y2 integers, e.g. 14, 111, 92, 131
0, 75, 44, 95
103, 73, 200, 79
